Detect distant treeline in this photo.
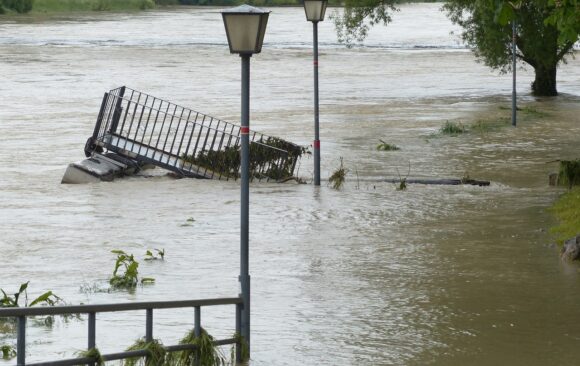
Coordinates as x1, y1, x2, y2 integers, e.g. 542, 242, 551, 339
0, 0, 441, 14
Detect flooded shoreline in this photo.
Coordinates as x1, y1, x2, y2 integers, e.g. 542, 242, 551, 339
1, 3, 580, 365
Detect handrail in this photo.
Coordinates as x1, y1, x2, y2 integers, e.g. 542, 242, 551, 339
0, 297, 242, 317
1, 297, 244, 365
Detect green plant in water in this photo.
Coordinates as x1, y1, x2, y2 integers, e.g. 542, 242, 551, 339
145, 248, 165, 261
166, 328, 227, 366
110, 250, 155, 289
557, 160, 580, 189
124, 338, 166, 366
396, 163, 411, 191
440, 120, 465, 135
376, 140, 400, 151
1, 282, 63, 308
77, 348, 105, 366
1, 344, 16, 360
328, 157, 347, 190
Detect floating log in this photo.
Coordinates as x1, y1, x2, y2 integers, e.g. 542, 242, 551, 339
382, 178, 490, 186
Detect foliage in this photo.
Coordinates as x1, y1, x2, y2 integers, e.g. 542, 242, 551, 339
109, 250, 155, 289
1, 282, 63, 308
550, 186, 580, 244
557, 160, 580, 189
78, 348, 105, 366
439, 121, 465, 135
1, 0, 33, 13
329, 157, 348, 190
544, 0, 580, 44
444, 0, 576, 96
232, 333, 249, 363
376, 140, 400, 151
29, 0, 154, 13
396, 163, 411, 191
166, 328, 228, 366
145, 248, 165, 261
330, 0, 399, 46
124, 338, 166, 366
1, 345, 16, 360
181, 137, 306, 181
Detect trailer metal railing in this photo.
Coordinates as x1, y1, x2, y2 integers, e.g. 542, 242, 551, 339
85, 87, 303, 181
0, 297, 243, 366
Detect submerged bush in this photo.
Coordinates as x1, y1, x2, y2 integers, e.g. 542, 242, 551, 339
557, 160, 580, 189
376, 139, 400, 151
440, 121, 466, 135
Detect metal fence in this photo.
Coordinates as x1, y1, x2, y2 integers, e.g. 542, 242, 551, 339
0, 297, 243, 366
86, 87, 302, 181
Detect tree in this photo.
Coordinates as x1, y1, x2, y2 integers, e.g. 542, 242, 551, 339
444, 0, 577, 96
333, 0, 579, 96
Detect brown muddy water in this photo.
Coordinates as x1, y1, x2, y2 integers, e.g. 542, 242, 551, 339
1, 3, 580, 365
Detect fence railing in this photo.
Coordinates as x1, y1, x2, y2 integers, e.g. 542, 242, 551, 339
87, 86, 302, 181
0, 297, 243, 366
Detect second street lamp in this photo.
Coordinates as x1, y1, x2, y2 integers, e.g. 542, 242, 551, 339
221, 4, 270, 359
303, 0, 327, 186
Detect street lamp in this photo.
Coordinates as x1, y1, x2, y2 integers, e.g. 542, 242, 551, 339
221, 4, 270, 358
303, 0, 327, 186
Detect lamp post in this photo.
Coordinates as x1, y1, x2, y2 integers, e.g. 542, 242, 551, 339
512, 18, 517, 127
303, 0, 327, 186
221, 4, 270, 357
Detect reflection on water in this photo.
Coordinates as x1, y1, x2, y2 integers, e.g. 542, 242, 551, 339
1, 3, 580, 365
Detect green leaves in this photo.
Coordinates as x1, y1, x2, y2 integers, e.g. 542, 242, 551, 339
109, 250, 156, 289
545, 0, 580, 44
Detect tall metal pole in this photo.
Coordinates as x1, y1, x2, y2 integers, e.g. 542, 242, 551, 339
313, 21, 321, 186
512, 19, 517, 127
240, 54, 251, 355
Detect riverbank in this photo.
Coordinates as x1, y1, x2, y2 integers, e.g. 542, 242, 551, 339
0, 0, 439, 14
551, 186, 580, 245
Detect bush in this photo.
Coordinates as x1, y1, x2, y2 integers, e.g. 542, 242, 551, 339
1, 0, 34, 13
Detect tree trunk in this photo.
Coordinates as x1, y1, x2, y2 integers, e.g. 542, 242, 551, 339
532, 64, 558, 96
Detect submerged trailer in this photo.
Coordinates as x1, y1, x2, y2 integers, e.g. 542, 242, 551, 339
63, 87, 305, 184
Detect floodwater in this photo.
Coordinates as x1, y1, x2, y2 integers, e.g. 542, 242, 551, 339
1, 3, 580, 365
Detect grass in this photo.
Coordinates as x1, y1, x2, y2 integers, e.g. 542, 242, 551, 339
109, 250, 155, 289
550, 187, 580, 245
439, 121, 466, 135
470, 117, 510, 133
376, 140, 400, 151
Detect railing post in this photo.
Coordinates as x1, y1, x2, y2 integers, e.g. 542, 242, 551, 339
236, 302, 242, 362
17, 316, 25, 366
88, 312, 96, 366
146, 309, 153, 342
194, 306, 201, 366
109, 86, 126, 134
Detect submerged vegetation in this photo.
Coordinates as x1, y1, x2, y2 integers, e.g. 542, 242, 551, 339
78, 348, 105, 366
376, 140, 400, 151
181, 137, 306, 181
110, 250, 155, 289
557, 160, 580, 189
125, 338, 167, 366
329, 157, 347, 190
439, 121, 466, 135
145, 248, 165, 261
123, 328, 238, 365
550, 187, 580, 245
1, 345, 16, 360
